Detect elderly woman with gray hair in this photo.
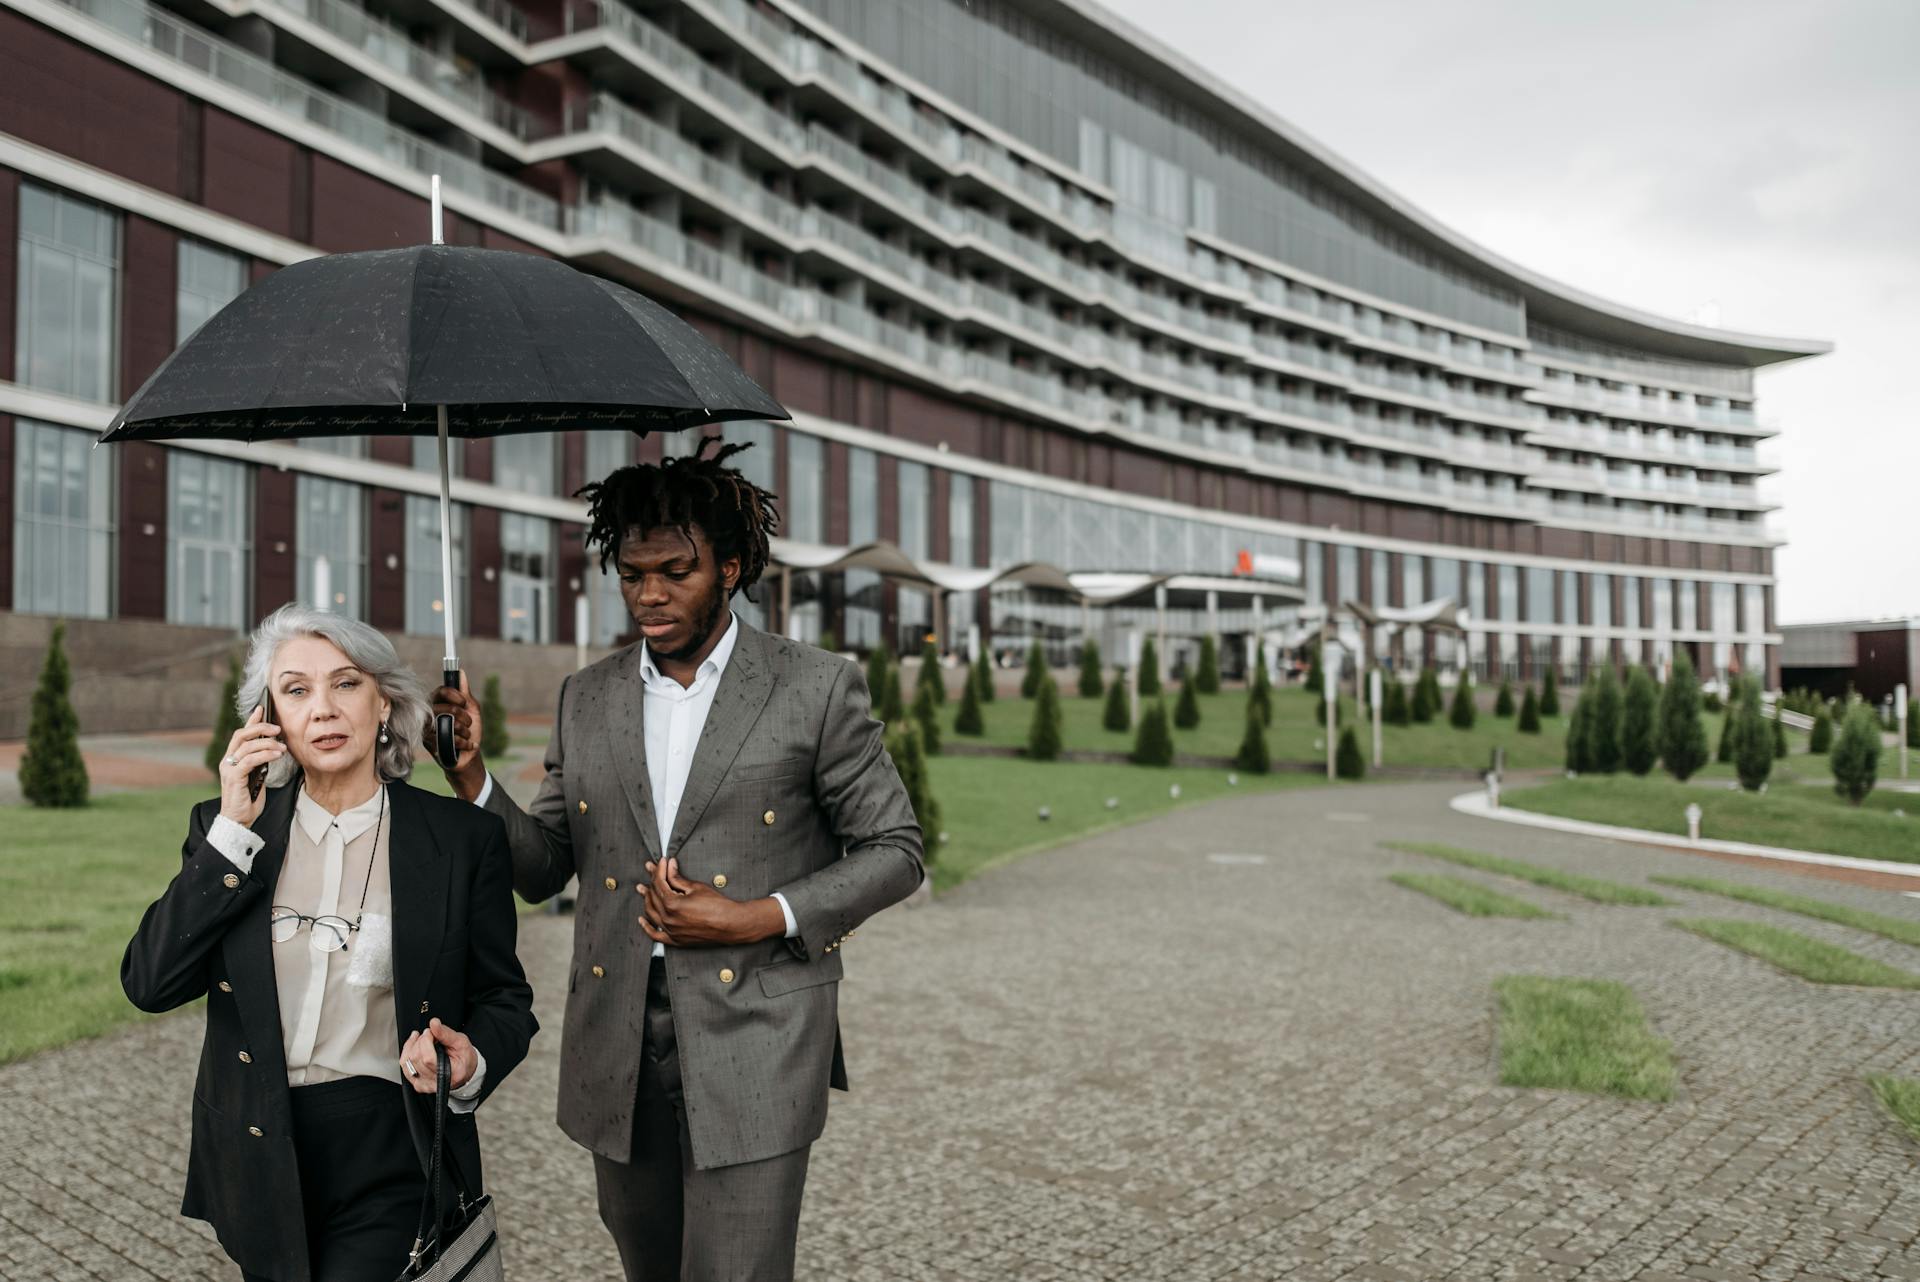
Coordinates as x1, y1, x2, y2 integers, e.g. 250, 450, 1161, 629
123, 604, 536, 1282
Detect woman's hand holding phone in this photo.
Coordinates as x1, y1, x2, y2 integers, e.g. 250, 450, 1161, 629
217, 704, 285, 828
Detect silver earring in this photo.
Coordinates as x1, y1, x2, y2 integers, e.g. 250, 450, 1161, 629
378, 722, 391, 745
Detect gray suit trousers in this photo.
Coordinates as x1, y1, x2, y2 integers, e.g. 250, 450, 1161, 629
594, 957, 810, 1282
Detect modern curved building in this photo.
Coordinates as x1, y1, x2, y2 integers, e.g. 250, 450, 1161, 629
0, 0, 1825, 711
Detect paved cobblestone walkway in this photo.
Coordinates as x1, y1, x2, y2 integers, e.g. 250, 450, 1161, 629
4, 781, 1919, 1281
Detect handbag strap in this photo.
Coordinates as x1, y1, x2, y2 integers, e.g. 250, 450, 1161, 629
407, 1046, 452, 1276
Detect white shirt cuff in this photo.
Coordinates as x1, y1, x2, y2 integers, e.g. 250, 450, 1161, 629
206, 814, 266, 876
771, 892, 799, 939
449, 1047, 486, 1114
472, 774, 494, 810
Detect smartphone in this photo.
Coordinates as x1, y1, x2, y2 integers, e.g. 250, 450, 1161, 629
248, 690, 276, 801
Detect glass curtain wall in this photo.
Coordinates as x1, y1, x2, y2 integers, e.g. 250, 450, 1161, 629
895, 459, 930, 652
844, 448, 880, 650
785, 432, 825, 643
16, 183, 118, 401
501, 512, 554, 644
295, 476, 365, 618
176, 240, 246, 344
12, 419, 114, 618
404, 496, 469, 637
167, 453, 250, 628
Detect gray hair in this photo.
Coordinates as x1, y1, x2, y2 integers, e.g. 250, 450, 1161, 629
237, 604, 429, 786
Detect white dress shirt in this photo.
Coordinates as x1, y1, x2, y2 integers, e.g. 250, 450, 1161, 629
473, 612, 796, 954
208, 788, 485, 1110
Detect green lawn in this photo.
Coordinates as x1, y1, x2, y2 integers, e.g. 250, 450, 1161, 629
1651, 875, 1920, 949
1382, 841, 1672, 906
961, 685, 1570, 770
1869, 1076, 1920, 1143
1672, 918, 1920, 988
1494, 975, 1676, 1100
1388, 872, 1559, 919
924, 754, 1322, 892
1504, 775, 1920, 864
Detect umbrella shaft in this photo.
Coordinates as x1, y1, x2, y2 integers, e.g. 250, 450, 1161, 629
437, 405, 458, 672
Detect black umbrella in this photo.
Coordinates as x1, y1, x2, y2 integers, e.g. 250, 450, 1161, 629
101, 179, 788, 765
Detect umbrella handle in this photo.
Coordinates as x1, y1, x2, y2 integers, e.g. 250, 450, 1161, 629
437, 663, 461, 770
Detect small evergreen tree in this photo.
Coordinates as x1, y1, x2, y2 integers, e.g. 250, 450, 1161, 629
1908, 695, 1920, 749
1026, 676, 1063, 761
1657, 650, 1710, 782
1448, 673, 1476, 730
972, 649, 995, 703
1077, 638, 1104, 698
1703, 688, 1724, 714
1732, 683, 1772, 792
1517, 685, 1542, 734
916, 639, 946, 706
1194, 635, 1221, 695
1620, 666, 1659, 776
865, 642, 893, 708
953, 670, 984, 736
1383, 676, 1410, 727
1412, 667, 1441, 723
1809, 706, 1833, 754
1715, 704, 1737, 764
1540, 676, 1561, 718
1174, 677, 1201, 730
1564, 688, 1590, 773
1102, 673, 1130, 732
1494, 679, 1515, 718
1138, 638, 1162, 696
1335, 725, 1365, 779
1131, 699, 1173, 766
1233, 700, 1270, 774
480, 674, 511, 759
1587, 667, 1623, 774
1831, 702, 1881, 806
206, 655, 245, 775
1249, 655, 1273, 726
884, 722, 940, 848
20, 623, 89, 808
1021, 640, 1047, 699
1771, 703, 1789, 759
879, 662, 906, 724
912, 682, 942, 756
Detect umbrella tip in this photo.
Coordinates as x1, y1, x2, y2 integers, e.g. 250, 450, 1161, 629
430, 175, 444, 247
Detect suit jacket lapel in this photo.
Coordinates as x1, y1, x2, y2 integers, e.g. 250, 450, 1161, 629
667, 623, 774, 859
386, 780, 448, 1040
224, 783, 297, 1083
608, 643, 663, 864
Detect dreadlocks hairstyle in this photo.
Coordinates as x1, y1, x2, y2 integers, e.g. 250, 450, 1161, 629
576, 435, 780, 598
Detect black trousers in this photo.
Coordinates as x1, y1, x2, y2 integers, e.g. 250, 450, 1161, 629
593, 956, 811, 1282
241, 1075, 425, 1282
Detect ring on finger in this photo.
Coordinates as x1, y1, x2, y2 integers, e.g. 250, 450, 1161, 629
404, 1059, 418, 1078
224, 756, 239, 767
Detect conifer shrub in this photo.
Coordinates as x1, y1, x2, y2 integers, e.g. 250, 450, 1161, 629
879, 662, 906, 724
917, 639, 946, 706
1384, 676, 1410, 727
1249, 656, 1273, 726
20, 624, 88, 808
1517, 685, 1542, 734
1131, 699, 1173, 766
913, 683, 942, 756
1448, 673, 1476, 730
953, 671, 985, 736
1021, 640, 1047, 699
1540, 677, 1561, 719
206, 656, 244, 775
480, 674, 511, 759
1731, 682, 1772, 792
1494, 679, 1515, 718
973, 649, 995, 703
1809, 706, 1833, 754
1174, 677, 1201, 730
1234, 700, 1270, 774
1026, 676, 1063, 761
884, 722, 939, 849
1620, 666, 1658, 775
1102, 674, 1130, 732
1411, 668, 1441, 723
1657, 651, 1710, 782
1194, 635, 1220, 694
1138, 638, 1162, 696
1587, 667, 1622, 773
1335, 725, 1365, 779
1078, 638, 1104, 698
1831, 703, 1881, 806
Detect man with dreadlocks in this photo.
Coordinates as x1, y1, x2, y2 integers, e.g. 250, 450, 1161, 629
429, 436, 923, 1281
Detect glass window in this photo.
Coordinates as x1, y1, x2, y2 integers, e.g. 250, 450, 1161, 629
1465, 562, 1486, 619
1560, 571, 1579, 625
500, 511, 553, 644
1370, 549, 1389, 606
1711, 582, 1736, 637
295, 475, 364, 618
494, 434, 556, 497
16, 184, 118, 400
176, 240, 245, 344
846, 449, 879, 649
12, 418, 114, 618
1335, 545, 1358, 605
411, 434, 463, 475
1404, 556, 1426, 606
404, 495, 469, 637
1304, 540, 1323, 605
1591, 573, 1612, 630
785, 433, 825, 544
1652, 579, 1673, 632
1621, 576, 1641, 630
1429, 557, 1458, 606
168, 453, 249, 628
1498, 565, 1519, 622
583, 430, 628, 484
1677, 580, 1699, 632
1525, 567, 1553, 625
897, 460, 929, 560
1742, 583, 1766, 635
299, 436, 367, 458
948, 472, 975, 566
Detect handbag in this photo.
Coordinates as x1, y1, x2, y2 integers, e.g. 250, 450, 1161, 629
397, 1045, 505, 1282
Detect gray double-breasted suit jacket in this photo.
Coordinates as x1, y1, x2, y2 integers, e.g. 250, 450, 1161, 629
484, 620, 924, 1171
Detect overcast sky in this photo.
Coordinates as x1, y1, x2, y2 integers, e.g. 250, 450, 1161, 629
1096, 0, 1919, 624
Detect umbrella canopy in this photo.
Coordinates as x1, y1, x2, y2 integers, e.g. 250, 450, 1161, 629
100, 244, 788, 442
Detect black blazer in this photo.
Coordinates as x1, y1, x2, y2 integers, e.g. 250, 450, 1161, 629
121, 778, 537, 1282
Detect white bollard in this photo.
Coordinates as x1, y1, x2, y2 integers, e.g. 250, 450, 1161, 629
1485, 771, 1500, 809
1685, 802, 1702, 843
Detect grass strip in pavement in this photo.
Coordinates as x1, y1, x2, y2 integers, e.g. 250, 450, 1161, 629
1869, 1076, 1920, 1143
1383, 841, 1672, 906
1672, 918, 1920, 988
1494, 976, 1676, 1101
1388, 873, 1560, 919
1653, 875, 1920, 949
